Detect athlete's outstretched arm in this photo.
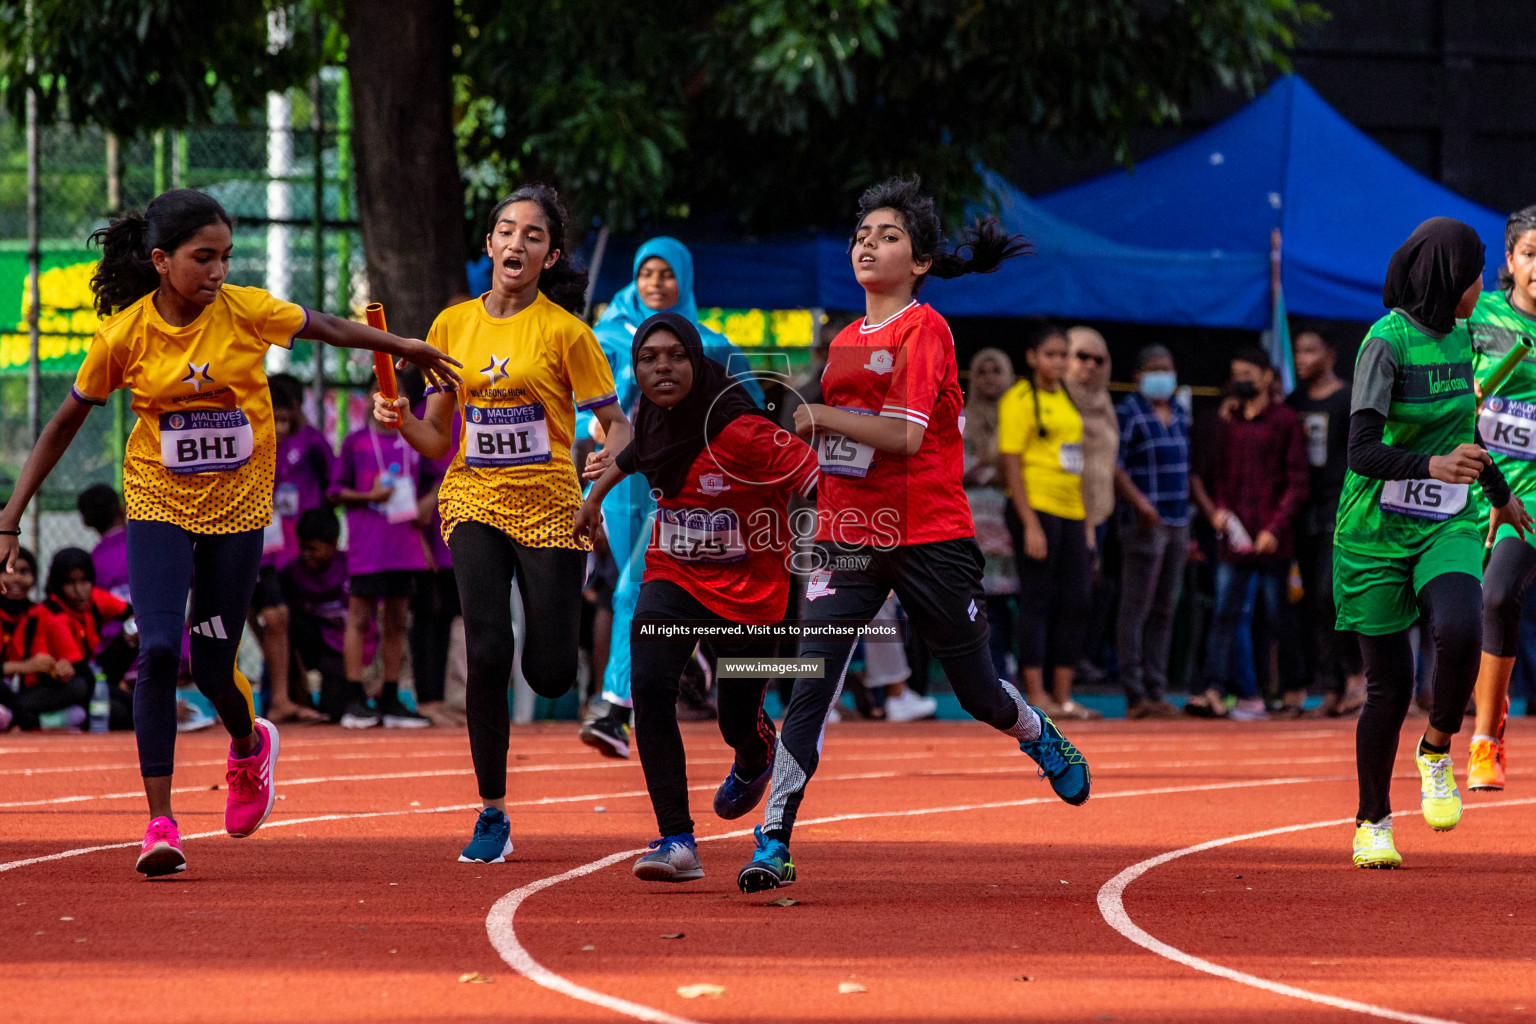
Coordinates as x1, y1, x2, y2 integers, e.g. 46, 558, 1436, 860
791, 403, 924, 455
581, 401, 632, 480
374, 391, 457, 460
574, 456, 630, 546
0, 395, 93, 571
301, 310, 462, 393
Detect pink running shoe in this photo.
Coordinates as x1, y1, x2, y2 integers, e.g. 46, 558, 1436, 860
136, 816, 186, 877
225, 716, 280, 838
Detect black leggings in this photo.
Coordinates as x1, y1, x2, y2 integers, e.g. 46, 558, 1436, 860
449, 521, 585, 801
631, 580, 777, 837
127, 521, 262, 777
409, 567, 460, 704
1355, 572, 1481, 823
1006, 506, 1091, 670
1482, 536, 1536, 658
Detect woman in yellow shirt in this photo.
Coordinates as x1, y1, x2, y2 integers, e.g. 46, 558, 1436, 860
998, 325, 1100, 720
0, 189, 458, 877
376, 184, 631, 864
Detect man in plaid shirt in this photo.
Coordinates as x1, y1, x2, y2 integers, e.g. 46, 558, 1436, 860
1191, 347, 1309, 720
1115, 345, 1194, 719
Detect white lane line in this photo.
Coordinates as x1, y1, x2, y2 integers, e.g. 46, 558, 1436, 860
1096, 795, 1536, 1024
483, 774, 1344, 1024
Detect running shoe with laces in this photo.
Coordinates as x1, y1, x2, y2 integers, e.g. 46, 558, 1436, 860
459, 807, 514, 863
1352, 817, 1402, 869
1018, 705, 1091, 805
633, 833, 705, 882
1468, 738, 1506, 791
736, 825, 795, 893
379, 697, 432, 729
714, 752, 774, 820
579, 708, 631, 759
136, 816, 187, 877
225, 717, 280, 838
1416, 743, 1462, 831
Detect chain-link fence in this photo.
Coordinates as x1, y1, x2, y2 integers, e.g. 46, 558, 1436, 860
0, 68, 377, 582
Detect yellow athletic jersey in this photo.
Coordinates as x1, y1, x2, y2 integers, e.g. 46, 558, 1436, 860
425, 292, 618, 550
997, 379, 1086, 521
72, 285, 307, 534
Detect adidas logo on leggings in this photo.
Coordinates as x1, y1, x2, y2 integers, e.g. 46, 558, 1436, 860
190, 615, 228, 640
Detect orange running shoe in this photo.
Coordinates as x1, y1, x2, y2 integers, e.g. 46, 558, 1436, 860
1467, 738, 1506, 791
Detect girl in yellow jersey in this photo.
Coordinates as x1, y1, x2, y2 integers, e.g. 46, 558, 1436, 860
0, 190, 459, 877
375, 185, 631, 864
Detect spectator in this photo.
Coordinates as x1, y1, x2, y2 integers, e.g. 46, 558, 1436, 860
42, 549, 137, 730
411, 384, 467, 728
1114, 345, 1193, 719
76, 483, 129, 600
331, 414, 435, 729
1065, 326, 1120, 681
963, 346, 1019, 682
1285, 330, 1365, 718
0, 547, 88, 731
999, 325, 1100, 720
254, 372, 331, 723
1188, 348, 1309, 720
281, 508, 373, 722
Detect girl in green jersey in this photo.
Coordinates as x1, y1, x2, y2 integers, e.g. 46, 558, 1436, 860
1334, 217, 1528, 869
1469, 205, 1536, 792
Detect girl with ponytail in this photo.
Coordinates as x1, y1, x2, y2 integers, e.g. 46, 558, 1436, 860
0, 188, 460, 879
373, 183, 633, 865
734, 177, 1091, 895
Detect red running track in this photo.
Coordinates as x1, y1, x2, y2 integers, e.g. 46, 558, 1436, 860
3, 716, 1534, 1023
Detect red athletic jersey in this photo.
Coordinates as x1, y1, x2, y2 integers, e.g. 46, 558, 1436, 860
814, 301, 974, 546
44, 588, 130, 660
643, 415, 819, 624
1, 601, 83, 687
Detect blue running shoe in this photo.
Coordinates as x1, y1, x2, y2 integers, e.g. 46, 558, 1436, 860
736, 825, 795, 893
458, 807, 514, 863
632, 833, 705, 882
1018, 705, 1091, 805
714, 752, 774, 820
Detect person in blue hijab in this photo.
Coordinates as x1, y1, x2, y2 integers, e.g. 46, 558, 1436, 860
579, 238, 763, 758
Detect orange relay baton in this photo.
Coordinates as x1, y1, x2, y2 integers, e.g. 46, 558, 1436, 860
366, 303, 399, 429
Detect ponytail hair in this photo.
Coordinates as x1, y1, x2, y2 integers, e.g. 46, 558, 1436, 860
853, 176, 1031, 292
1501, 204, 1536, 290
486, 184, 589, 314
88, 189, 232, 317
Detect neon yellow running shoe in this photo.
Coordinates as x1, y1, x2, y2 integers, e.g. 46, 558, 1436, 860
1416, 747, 1462, 831
1352, 817, 1401, 869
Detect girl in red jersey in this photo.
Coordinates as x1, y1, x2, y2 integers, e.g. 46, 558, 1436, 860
736, 178, 1092, 893
576, 311, 819, 882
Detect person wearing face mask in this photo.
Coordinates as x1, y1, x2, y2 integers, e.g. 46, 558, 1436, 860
1114, 346, 1192, 719
1188, 348, 1309, 721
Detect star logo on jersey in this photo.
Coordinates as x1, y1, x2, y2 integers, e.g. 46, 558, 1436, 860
481, 354, 510, 385
182, 361, 214, 392
864, 350, 895, 375
805, 567, 837, 602
699, 473, 731, 496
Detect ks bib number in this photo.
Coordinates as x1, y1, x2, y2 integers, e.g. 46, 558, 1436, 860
1380, 478, 1468, 521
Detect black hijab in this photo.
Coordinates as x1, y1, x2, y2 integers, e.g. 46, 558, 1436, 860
1382, 217, 1486, 334
619, 311, 766, 498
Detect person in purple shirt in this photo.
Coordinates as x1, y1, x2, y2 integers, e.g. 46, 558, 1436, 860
280, 508, 377, 722
410, 388, 465, 727
331, 412, 434, 729
77, 484, 130, 602
252, 374, 331, 724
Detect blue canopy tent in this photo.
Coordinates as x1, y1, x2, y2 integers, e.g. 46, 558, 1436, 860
1038, 75, 1509, 327
573, 172, 1267, 327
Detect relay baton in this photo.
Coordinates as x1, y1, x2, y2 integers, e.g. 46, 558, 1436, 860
1478, 335, 1536, 410
366, 303, 399, 429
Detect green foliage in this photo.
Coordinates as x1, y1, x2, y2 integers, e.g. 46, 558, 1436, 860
0, 0, 325, 137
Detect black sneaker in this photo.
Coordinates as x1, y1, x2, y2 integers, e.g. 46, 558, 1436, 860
579, 709, 631, 758
379, 697, 431, 729
340, 699, 382, 730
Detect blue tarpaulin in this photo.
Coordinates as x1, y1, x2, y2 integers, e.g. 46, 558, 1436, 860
573, 173, 1267, 327
1039, 75, 1509, 327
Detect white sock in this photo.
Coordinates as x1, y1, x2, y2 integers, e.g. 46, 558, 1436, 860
1471, 733, 1499, 745
999, 681, 1042, 743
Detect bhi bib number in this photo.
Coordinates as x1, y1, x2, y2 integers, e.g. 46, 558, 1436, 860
817, 407, 877, 478
1480, 398, 1536, 460
1379, 478, 1468, 521
159, 409, 254, 474
655, 508, 747, 564
464, 403, 551, 467
1058, 442, 1084, 475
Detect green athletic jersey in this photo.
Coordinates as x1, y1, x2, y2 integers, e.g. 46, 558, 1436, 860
1470, 289, 1536, 518
1334, 309, 1479, 557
